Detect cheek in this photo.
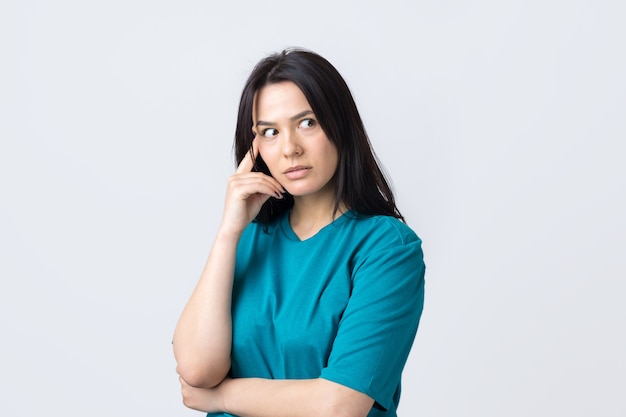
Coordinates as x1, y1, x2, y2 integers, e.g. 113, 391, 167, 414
257, 142, 268, 160
326, 146, 340, 171
257, 144, 278, 171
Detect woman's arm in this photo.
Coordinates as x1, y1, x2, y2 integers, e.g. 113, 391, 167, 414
172, 229, 239, 388
180, 376, 374, 417
172, 139, 284, 388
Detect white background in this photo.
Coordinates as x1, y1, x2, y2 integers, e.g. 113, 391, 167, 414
1, 1, 624, 416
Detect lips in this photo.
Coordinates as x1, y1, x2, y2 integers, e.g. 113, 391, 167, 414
283, 165, 311, 180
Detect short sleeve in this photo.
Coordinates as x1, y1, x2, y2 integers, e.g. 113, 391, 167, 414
319, 234, 425, 411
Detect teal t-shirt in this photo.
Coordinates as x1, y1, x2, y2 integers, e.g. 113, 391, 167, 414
209, 211, 425, 417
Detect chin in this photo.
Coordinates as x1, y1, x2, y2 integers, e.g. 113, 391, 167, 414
285, 187, 317, 197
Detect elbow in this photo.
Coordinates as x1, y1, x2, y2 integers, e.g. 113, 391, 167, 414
316, 380, 374, 417
173, 343, 230, 388
323, 403, 370, 417
176, 361, 230, 388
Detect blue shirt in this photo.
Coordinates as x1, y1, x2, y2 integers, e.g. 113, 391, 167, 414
209, 211, 425, 417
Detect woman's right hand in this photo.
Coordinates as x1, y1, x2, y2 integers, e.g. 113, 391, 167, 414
219, 138, 284, 236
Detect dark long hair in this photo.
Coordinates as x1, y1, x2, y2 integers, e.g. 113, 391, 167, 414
234, 47, 404, 224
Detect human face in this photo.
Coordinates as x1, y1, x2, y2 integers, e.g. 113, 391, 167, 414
253, 81, 339, 202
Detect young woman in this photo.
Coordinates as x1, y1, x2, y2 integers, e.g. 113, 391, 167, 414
173, 47, 426, 417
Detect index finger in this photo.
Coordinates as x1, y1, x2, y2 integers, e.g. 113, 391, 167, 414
236, 137, 258, 174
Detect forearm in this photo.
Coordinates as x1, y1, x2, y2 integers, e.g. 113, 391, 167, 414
173, 228, 240, 387
219, 377, 373, 417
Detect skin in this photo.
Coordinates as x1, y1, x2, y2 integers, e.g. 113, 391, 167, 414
254, 81, 347, 239
172, 81, 374, 416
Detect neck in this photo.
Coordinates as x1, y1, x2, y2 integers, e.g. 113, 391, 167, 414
289, 191, 347, 240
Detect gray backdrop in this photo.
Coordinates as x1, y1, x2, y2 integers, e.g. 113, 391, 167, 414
1, 0, 624, 416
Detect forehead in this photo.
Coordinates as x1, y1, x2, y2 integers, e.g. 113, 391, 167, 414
253, 81, 312, 121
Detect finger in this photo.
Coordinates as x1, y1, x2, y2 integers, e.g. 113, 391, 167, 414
179, 374, 191, 385
229, 173, 285, 197
235, 137, 258, 174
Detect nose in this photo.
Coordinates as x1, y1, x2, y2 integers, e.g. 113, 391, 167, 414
281, 128, 302, 157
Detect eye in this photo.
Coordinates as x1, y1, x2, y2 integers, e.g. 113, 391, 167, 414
261, 128, 278, 138
298, 118, 316, 129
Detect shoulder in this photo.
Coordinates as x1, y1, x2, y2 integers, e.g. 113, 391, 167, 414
344, 212, 421, 249
337, 213, 424, 274
236, 217, 283, 259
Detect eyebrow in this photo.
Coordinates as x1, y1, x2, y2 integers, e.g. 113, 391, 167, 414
255, 110, 314, 127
